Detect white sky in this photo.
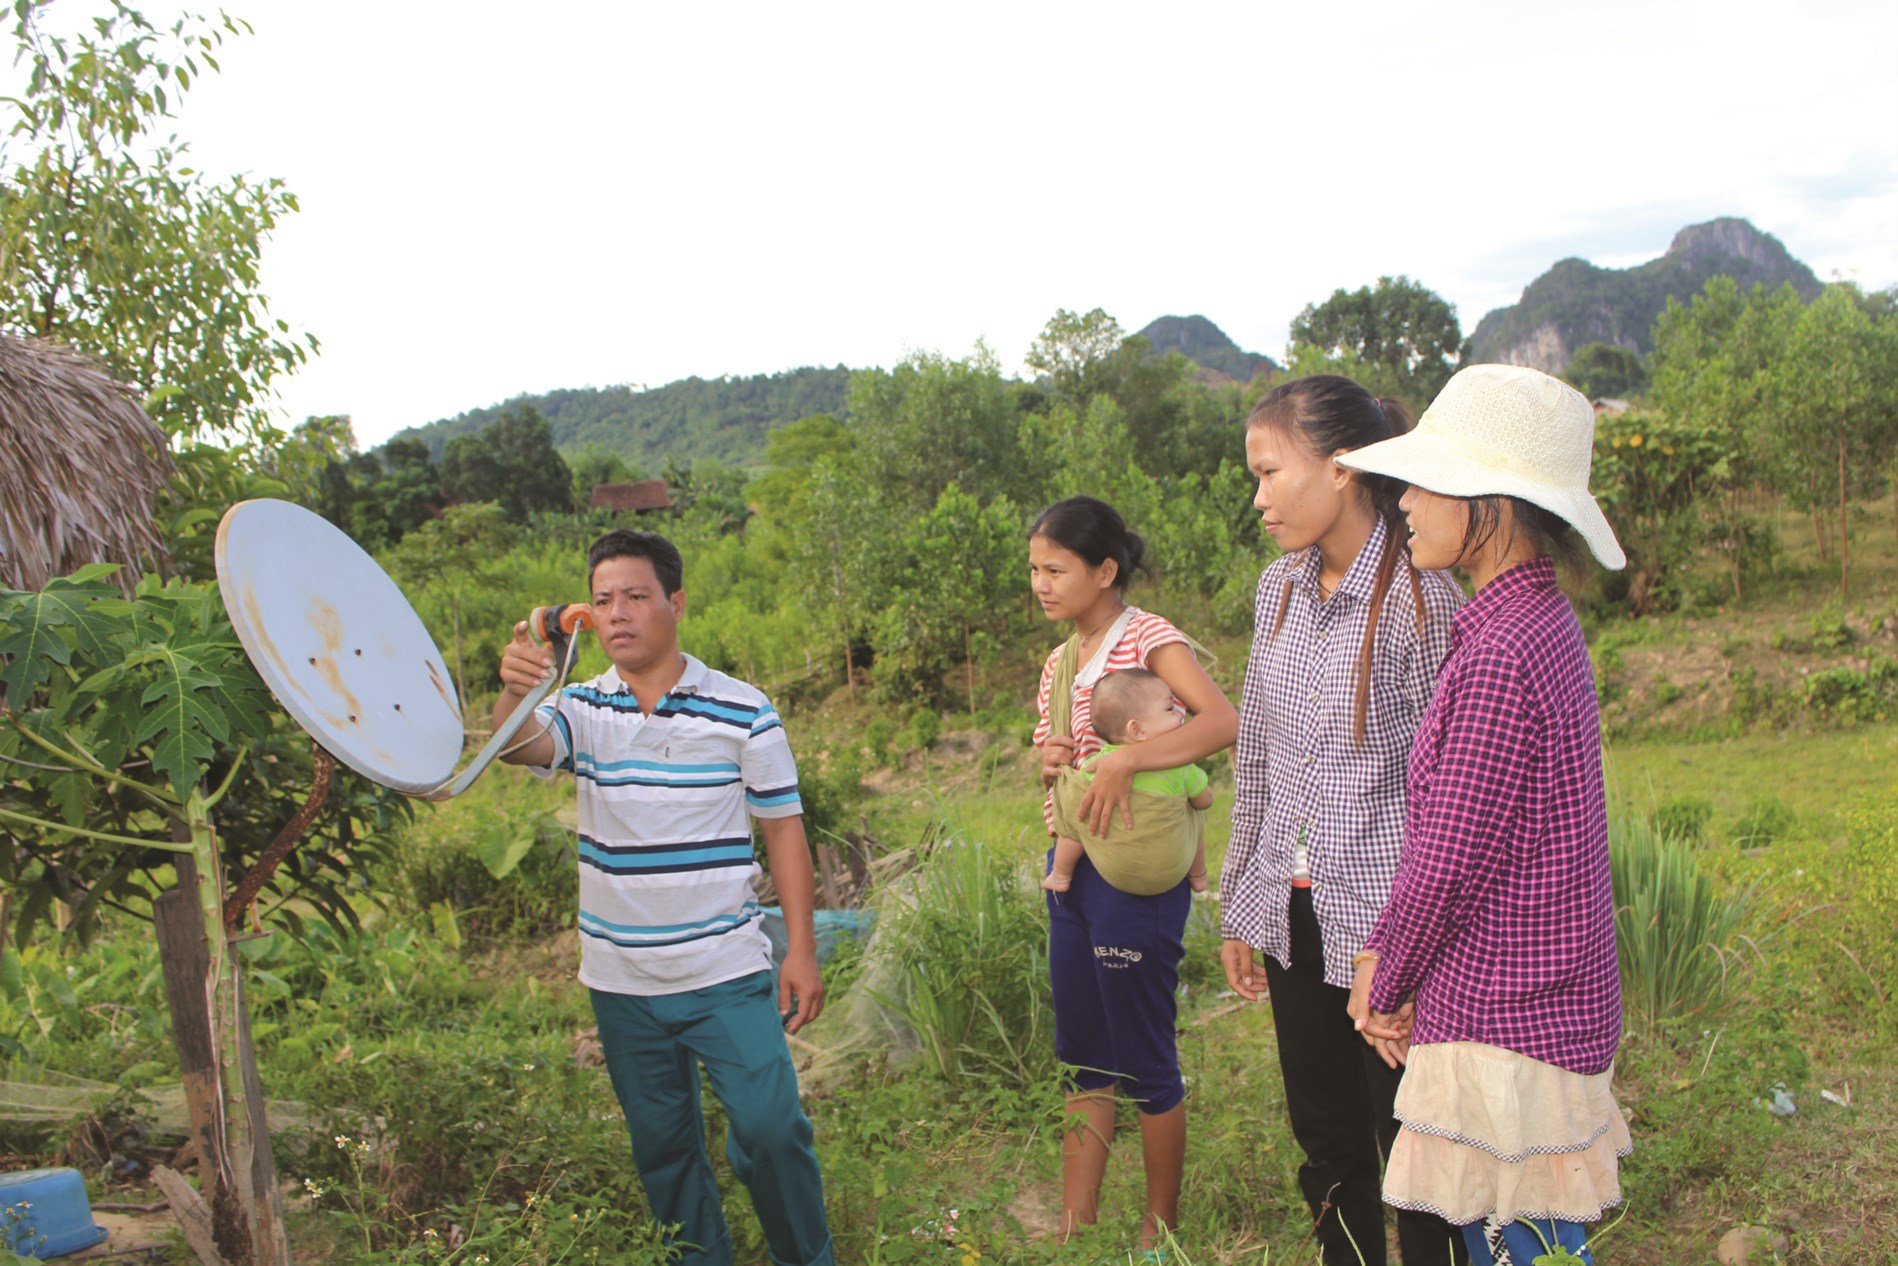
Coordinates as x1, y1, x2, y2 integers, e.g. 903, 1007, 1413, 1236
70, 0, 1898, 445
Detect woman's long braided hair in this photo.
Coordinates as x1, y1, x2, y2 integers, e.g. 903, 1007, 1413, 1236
1250, 375, 1426, 745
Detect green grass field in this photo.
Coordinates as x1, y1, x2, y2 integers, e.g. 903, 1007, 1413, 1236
4, 504, 1897, 1264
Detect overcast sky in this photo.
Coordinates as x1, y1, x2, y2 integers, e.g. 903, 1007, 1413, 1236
95, 0, 1898, 445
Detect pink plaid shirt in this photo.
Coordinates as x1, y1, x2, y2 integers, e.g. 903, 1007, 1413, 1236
1362, 557, 1623, 1075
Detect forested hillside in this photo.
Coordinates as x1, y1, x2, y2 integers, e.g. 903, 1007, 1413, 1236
390, 366, 853, 469
385, 316, 1279, 471
1469, 217, 1823, 371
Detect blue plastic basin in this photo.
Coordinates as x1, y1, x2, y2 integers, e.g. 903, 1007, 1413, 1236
0, 1168, 108, 1260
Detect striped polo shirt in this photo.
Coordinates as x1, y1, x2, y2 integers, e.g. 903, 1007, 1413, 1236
532, 654, 801, 996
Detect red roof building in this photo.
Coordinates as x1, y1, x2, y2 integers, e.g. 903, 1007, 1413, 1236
590, 479, 674, 513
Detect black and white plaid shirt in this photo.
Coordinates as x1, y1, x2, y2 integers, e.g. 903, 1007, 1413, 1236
1219, 515, 1463, 988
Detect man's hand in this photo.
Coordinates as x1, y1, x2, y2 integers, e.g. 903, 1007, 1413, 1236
778, 944, 825, 1035
758, 815, 824, 1035
1221, 938, 1266, 1002
1039, 735, 1077, 789
499, 620, 555, 695
1076, 746, 1137, 836
492, 621, 558, 767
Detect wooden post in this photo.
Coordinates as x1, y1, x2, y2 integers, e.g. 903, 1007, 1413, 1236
155, 854, 245, 1264
233, 968, 290, 1266
154, 799, 289, 1266
816, 840, 842, 911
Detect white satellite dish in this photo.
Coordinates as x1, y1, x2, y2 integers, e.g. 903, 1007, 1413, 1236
215, 499, 576, 800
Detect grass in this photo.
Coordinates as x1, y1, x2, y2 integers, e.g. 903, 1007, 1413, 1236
1607, 724, 1898, 844
1608, 798, 1759, 1032
8, 505, 1898, 1263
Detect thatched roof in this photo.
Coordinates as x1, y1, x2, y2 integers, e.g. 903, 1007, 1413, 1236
0, 333, 173, 592
591, 479, 673, 512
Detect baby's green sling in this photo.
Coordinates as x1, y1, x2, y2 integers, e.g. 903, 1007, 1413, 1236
1047, 633, 1208, 897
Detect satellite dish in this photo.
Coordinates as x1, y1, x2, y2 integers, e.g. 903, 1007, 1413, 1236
215, 499, 575, 800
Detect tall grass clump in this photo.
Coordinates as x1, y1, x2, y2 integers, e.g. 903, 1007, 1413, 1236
875, 831, 1053, 1087
1609, 798, 1757, 1030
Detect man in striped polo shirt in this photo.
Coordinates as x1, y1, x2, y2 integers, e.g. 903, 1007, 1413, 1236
496, 528, 832, 1266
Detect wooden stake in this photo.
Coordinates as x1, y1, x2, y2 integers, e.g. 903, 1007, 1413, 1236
152, 1165, 233, 1266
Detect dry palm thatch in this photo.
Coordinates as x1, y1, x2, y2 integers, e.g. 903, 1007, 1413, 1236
0, 332, 173, 593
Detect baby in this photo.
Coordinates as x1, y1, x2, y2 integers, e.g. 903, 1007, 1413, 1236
1042, 667, 1213, 894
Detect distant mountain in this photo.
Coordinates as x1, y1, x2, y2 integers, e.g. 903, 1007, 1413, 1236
1135, 315, 1280, 382
1468, 218, 1823, 373
388, 366, 852, 469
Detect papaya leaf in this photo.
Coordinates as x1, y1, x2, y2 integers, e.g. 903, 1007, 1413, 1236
133, 646, 233, 798
0, 574, 129, 700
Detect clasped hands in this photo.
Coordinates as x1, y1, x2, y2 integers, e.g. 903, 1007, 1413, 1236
1346, 957, 1414, 1070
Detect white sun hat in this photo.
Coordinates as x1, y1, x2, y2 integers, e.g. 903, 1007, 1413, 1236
1336, 363, 1626, 570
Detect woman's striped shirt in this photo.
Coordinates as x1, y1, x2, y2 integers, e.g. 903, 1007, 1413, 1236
1033, 607, 1189, 832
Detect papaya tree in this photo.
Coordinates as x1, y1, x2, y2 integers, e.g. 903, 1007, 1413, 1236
0, 566, 408, 1265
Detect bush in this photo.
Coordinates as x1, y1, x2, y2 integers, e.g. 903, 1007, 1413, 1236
1652, 795, 1713, 844
388, 771, 575, 944
906, 705, 941, 751
1610, 799, 1758, 1031
874, 832, 1053, 1087
862, 715, 898, 768
1730, 795, 1798, 848
1802, 658, 1898, 724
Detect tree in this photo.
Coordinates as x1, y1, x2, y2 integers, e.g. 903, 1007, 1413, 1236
1648, 277, 1803, 577
1771, 284, 1898, 600
1590, 407, 1747, 611
1025, 307, 1128, 403
1, 569, 409, 1265
438, 406, 571, 523
1562, 343, 1649, 399
847, 345, 1026, 514
349, 437, 443, 548
876, 484, 1027, 708
384, 503, 520, 705
565, 445, 640, 511
782, 455, 880, 698
1287, 275, 1463, 409
0, 2, 311, 443
747, 413, 852, 521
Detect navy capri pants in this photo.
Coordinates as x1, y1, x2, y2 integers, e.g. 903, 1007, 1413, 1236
1046, 848, 1190, 1114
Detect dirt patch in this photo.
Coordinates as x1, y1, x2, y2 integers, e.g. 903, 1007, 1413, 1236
1007, 1177, 1064, 1241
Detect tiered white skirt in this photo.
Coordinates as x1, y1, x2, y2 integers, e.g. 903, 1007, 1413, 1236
1383, 1041, 1633, 1227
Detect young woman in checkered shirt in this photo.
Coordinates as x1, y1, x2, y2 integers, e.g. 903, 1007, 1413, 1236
1340, 366, 1631, 1266
1219, 375, 1469, 1266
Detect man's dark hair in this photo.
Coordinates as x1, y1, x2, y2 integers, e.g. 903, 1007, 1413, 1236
587, 529, 684, 595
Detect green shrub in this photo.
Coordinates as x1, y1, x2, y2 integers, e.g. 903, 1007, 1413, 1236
1730, 795, 1798, 848
1652, 795, 1713, 844
1801, 658, 1898, 724
1610, 800, 1758, 1031
862, 715, 898, 767
389, 772, 575, 944
906, 705, 942, 751
875, 833, 1053, 1087
1807, 605, 1854, 651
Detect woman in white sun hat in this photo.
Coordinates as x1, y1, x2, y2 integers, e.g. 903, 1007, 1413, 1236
1338, 364, 1631, 1266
